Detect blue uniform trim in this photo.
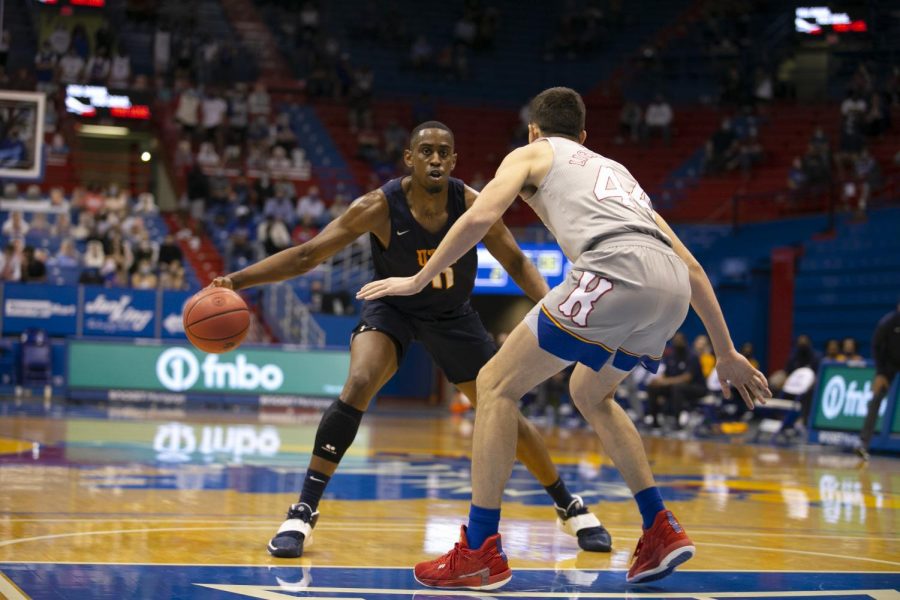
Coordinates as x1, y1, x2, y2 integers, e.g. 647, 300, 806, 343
537, 306, 662, 373
537, 307, 611, 370
612, 351, 662, 374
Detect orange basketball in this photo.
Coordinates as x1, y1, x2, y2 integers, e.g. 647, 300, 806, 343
182, 287, 250, 354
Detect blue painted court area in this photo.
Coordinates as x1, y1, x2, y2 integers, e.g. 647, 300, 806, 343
2, 564, 898, 599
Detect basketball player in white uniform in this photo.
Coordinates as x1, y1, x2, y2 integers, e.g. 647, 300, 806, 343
359, 87, 771, 590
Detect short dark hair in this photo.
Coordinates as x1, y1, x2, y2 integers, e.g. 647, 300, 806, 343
409, 121, 454, 148
528, 87, 585, 139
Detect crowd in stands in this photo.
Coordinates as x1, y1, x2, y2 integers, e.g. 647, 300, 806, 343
172, 80, 312, 183
783, 64, 894, 211
0, 183, 187, 291
182, 162, 354, 275
616, 95, 675, 145
543, 1, 624, 62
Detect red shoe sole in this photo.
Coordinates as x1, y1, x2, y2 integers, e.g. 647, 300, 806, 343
626, 543, 695, 584
414, 568, 512, 590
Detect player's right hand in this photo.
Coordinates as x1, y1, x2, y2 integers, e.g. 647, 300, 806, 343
715, 350, 771, 410
208, 276, 234, 290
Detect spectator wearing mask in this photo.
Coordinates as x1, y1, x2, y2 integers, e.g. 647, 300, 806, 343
646, 333, 707, 429
131, 259, 157, 289
157, 234, 183, 266
296, 185, 326, 226
769, 334, 821, 424
265, 186, 295, 224
83, 240, 105, 270
859, 302, 900, 460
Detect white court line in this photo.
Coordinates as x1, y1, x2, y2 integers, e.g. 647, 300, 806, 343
0, 571, 30, 600
0, 525, 429, 548
0, 560, 898, 574
2, 519, 897, 543
2, 525, 898, 568
194, 584, 900, 599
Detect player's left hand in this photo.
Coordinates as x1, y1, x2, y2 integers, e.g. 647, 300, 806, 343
715, 350, 771, 410
357, 276, 424, 300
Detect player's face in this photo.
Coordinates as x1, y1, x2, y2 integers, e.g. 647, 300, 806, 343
405, 129, 457, 194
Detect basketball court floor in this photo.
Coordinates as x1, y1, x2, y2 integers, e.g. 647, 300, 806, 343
0, 403, 898, 599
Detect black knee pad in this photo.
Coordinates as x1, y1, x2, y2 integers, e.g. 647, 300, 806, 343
312, 400, 365, 463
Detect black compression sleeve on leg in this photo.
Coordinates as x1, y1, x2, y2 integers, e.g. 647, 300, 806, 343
311, 400, 365, 463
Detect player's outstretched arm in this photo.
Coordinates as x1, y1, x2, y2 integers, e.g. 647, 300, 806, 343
467, 186, 550, 303
357, 147, 534, 300
212, 190, 387, 291
654, 213, 771, 409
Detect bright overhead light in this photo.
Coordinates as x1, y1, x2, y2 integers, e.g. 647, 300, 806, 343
140, 151, 151, 162
78, 124, 130, 136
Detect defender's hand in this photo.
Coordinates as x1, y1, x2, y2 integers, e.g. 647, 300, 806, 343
715, 350, 771, 410
208, 276, 235, 290
357, 276, 424, 300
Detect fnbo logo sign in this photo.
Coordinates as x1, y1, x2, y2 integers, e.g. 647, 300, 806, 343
155, 347, 285, 392
821, 374, 873, 420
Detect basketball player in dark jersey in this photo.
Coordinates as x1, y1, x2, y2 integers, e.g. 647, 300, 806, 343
211, 122, 611, 559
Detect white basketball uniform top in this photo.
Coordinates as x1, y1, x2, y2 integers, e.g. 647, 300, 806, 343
523, 136, 672, 263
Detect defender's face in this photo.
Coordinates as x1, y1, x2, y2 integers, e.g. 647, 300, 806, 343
405, 129, 456, 194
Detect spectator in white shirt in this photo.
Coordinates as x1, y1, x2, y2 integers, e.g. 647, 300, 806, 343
296, 185, 326, 226
175, 87, 201, 133
248, 81, 271, 119
196, 142, 221, 168
58, 48, 85, 84
202, 91, 228, 142
48, 23, 71, 57
841, 91, 867, 123
108, 47, 131, 88
1, 211, 29, 239
645, 94, 673, 144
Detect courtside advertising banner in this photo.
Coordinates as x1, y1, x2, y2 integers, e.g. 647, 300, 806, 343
160, 290, 192, 340
811, 362, 884, 431
1, 282, 78, 335
82, 285, 157, 337
67, 339, 350, 398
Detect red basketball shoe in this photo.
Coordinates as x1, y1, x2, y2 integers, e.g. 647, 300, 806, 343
626, 510, 695, 584
414, 526, 512, 590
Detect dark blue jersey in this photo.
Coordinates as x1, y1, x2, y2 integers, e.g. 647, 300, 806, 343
370, 177, 477, 318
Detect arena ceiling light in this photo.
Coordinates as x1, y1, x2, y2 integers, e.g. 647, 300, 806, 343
77, 124, 130, 137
